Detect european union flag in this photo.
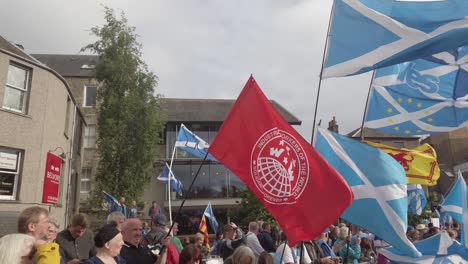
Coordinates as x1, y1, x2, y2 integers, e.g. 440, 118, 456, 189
379, 232, 468, 263
365, 47, 468, 136
407, 184, 427, 216
440, 171, 468, 248
315, 128, 421, 258
203, 202, 219, 233
323, 0, 468, 78
157, 163, 183, 196
175, 124, 217, 161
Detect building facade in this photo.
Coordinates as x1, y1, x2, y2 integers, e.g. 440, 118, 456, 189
0, 37, 86, 236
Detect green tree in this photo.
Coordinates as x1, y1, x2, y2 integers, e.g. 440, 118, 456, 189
229, 189, 277, 229
83, 8, 165, 204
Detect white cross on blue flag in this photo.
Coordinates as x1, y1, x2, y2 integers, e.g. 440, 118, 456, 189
407, 184, 427, 216
157, 163, 183, 196
323, 0, 468, 78
365, 47, 468, 135
175, 123, 218, 161
440, 171, 468, 248
315, 128, 421, 258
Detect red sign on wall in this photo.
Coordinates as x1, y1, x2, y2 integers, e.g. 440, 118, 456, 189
42, 152, 62, 205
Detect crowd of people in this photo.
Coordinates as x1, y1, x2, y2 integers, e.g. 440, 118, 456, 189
0, 200, 461, 264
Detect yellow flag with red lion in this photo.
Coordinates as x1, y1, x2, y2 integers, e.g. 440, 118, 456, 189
366, 141, 440, 186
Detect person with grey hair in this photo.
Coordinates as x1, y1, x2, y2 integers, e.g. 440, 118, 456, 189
47, 220, 60, 243
225, 246, 256, 264
0, 233, 36, 263
246, 221, 265, 263
107, 211, 125, 231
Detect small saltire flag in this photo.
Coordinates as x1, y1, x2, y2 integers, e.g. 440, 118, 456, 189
103, 191, 120, 208
209, 76, 353, 246
203, 202, 219, 233
364, 47, 468, 135
366, 141, 440, 186
157, 163, 183, 196
322, 0, 468, 78
440, 171, 468, 248
199, 215, 210, 249
407, 184, 427, 216
315, 128, 421, 258
379, 232, 468, 263
175, 123, 218, 161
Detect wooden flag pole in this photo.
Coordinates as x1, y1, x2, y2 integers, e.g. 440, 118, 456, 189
310, 0, 336, 144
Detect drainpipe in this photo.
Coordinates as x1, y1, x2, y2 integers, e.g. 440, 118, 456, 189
64, 105, 77, 227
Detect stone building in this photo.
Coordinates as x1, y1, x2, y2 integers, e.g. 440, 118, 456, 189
0, 37, 86, 236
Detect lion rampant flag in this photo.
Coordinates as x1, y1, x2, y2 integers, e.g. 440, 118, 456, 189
199, 215, 210, 249
209, 76, 353, 246
366, 141, 440, 186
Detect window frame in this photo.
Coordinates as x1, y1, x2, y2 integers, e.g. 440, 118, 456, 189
2, 63, 31, 114
84, 125, 97, 149
80, 167, 92, 194
82, 85, 97, 108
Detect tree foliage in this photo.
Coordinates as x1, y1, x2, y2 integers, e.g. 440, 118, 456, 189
229, 189, 277, 229
83, 7, 165, 204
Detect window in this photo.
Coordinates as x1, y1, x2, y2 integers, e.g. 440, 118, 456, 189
0, 147, 22, 200
80, 168, 92, 194
83, 86, 97, 107
64, 97, 71, 137
84, 125, 96, 148
3, 64, 30, 113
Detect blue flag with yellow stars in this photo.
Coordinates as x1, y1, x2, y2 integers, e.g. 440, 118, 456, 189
364, 46, 468, 136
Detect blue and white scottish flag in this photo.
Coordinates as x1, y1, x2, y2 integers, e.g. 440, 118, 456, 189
175, 123, 217, 161
157, 163, 183, 195
407, 184, 427, 215
379, 232, 468, 263
315, 128, 421, 258
203, 202, 219, 233
440, 171, 468, 248
103, 191, 120, 208
323, 0, 468, 78
365, 47, 468, 136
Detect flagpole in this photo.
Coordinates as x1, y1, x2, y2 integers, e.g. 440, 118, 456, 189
359, 71, 376, 142
166, 151, 210, 237
310, 0, 336, 144
167, 125, 179, 228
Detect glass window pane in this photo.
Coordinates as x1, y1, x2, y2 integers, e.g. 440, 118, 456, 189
0, 172, 16, 196
3, 87, 25, 112
80, 180, 91, 192
228, 170, 246, 198
172, 164, 190, 198
210, 165, 228, 198
85, 86, 97, 107
192, 165, 210, 198
7, 65, 27, 89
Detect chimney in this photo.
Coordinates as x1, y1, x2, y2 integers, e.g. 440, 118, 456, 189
328, 116, 339, 133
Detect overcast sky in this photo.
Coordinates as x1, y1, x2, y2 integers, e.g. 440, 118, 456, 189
0, 0, 372, 139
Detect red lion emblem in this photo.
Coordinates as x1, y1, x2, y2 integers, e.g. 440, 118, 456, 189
389, 152, 414, 171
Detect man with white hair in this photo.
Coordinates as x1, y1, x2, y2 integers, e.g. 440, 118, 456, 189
246, 221, 265, 263
107, 211, 125, 231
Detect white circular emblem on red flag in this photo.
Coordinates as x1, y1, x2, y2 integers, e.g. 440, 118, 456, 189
251, 128, 309, 205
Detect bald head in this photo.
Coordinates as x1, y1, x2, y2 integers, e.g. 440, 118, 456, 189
122, 218, 143, 246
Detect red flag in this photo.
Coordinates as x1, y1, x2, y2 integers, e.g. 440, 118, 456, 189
199, 215, 210, 249
209, 76, 353, 246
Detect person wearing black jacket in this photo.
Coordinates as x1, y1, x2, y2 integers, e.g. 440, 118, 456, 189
257, 222, 276, 253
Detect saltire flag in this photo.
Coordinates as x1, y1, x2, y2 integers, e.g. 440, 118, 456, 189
364, 47, 468, 135
203, 202, 219, 233
379, 232, 468, 263
157, 163, 183, 195
199, 215, 211, 249
365, 141, 440, 186
315, 128, 421, 258
103, 191, 120, 209
209, 76, 353, 246
440, 171, 468, 248
407, 184, 427, 216
175, 123, 218, 161
322, 0, 468, 78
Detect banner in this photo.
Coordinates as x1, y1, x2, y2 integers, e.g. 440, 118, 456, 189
42, 152, 62, 205
366, 142, 440, 186
209, 76, 353, 246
